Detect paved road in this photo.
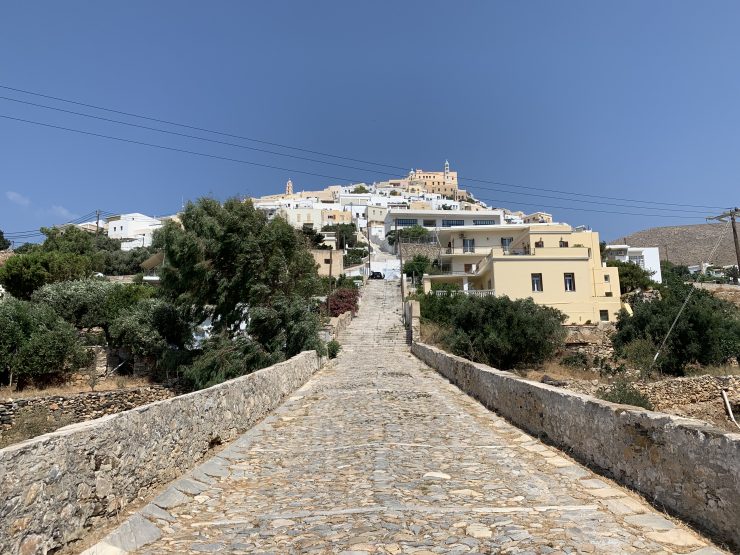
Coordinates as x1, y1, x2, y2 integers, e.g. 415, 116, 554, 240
86, 280, 726, 554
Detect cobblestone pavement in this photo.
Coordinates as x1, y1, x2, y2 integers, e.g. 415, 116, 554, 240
85, 280, 727, 555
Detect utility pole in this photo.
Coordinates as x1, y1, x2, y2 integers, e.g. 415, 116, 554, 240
365, 206, 371, 278
396, 218, 405, 306
95, 209, 101, 235
707, 207, 740, 275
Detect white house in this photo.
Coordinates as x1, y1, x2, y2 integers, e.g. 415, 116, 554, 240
106, 213, 163, 251
604, 244, 662, 283
384, 208, 506, 237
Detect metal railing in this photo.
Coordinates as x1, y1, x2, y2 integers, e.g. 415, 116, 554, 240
433, 289, 495, 297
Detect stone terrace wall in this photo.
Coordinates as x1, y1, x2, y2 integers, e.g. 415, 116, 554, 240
0, 350, 323, 555
412, 342, 740, 550
0, 386, 174, 440
635, 375, 740, 411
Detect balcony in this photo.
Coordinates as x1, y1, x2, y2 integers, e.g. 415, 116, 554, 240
433, 289, 496, 297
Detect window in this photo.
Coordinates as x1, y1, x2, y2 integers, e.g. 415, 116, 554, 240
441, 219, 464, 227
605, 292, 613, 297
501, 237, 513, 252
564, 273, 576, 292
473, 219, 496, 225
462, 238, 475, 253
422, 219, 436, 227
464, 263, 473, 273
604, 274, 610, 282
600, 310, 609, 322
396, 218, 418, 227
531, 273, 543, 292
559, 240, 569, 248
324, 258, 331, 264
534, 240, 544, 248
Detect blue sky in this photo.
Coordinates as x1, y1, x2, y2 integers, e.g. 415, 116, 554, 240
1, 1, 738, 244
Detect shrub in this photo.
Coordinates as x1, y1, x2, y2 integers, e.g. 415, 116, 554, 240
613, 285, 740, 375
621, 337, 658, 379
597, 379, 653, 410
327, 340, 341, 359
326, 287, 360, 317
0, 298, 92, 389
419, 293, 567, 370
561, 352, 590, 369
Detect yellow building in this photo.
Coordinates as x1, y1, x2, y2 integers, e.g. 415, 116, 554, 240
311, 249, 343, 277
410, 160, 465, 199
422, 223, 622, 324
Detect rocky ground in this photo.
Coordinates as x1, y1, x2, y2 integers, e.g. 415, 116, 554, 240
84, 280, 728, 554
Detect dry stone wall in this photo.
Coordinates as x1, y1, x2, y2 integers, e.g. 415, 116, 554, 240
0, 386, 174, 440
412, 342, 740, 550
0, 350, 323, 555
634, 375, 740, 411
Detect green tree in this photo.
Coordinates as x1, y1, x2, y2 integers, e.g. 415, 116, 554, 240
613, 284, 740, 375
343, 248, 368, 267
154, 198, 324, 387
301, 224, 328, 249
0, 229, 10, 250
322, 223, 357, 249
31, 280, 155, 343
351, 185, 369, 194
606, 260, 654, 294
109, 298, 191, 360
403, 255, 432, 279
0, 250, 94, 299
0, 298, 91, 389
386, 224, 429, 246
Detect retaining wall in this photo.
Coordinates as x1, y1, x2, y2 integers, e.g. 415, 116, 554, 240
0, 350, 323, 555
411, 342, 740, 550
0, 386, 175, 441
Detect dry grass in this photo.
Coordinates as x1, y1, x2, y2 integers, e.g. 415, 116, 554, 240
520, 360, 602, 383
420, 321, 453, 350
684, 364, 740, 377
0, 375, 154, 400
0, 405, 76, 449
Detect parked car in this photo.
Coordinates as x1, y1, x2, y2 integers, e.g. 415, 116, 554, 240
369, 271, 384, 280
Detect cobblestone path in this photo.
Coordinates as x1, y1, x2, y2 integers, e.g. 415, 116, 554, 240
87, 280, 726, 554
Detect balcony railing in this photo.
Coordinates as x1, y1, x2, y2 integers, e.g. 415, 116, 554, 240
434, 289, 495, 297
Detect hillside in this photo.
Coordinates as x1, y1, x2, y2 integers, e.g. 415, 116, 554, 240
612, 223, 738, 267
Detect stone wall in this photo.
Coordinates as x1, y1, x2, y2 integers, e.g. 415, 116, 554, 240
0, 350, 323, 555
634, 375, 740, 411
411, 342, 740, 550
398, 242, 440, 262
0, 386, 175, 441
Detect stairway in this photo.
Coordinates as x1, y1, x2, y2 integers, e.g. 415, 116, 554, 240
337, 279, 408, 351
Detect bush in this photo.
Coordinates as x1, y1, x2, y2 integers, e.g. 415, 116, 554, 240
326, 287, 360, 317
606, 260, 654, 294
0, 298, 92, 389
597, 379, 653, 410
613, 284, 740, 375
419, 293, 567, 370
343, 248, 368, 267
327, 340, 341, 359
621, 337, 657, 379
561, 352, 590, 369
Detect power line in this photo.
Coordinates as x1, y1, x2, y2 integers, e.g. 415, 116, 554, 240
462, 183, 712, 215
0, 83, 729, 211
2, 89, 706, 214
2, 112, 723, 222
474, 196, 708, 220
0, 95, 400, 178
462, 177, 728, 210
0, 84, 409, 172
0, 114, 373, 184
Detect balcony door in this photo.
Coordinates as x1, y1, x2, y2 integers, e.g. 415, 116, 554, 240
463, 238, 475, 253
